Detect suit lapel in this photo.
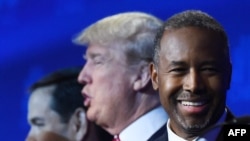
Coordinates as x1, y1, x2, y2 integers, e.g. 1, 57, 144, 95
216, 108, 235, 141
147, 124, 168, 141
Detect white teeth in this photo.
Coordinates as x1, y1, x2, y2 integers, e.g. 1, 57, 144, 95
181, 101, 205, 106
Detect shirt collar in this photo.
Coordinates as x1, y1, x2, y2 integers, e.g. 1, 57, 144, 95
119, 106, 168, 141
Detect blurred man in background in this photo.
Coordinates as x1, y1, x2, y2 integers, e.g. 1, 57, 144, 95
26, 67, 112, 141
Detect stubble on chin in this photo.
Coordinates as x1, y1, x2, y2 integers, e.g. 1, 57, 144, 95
173, 109, 210, 136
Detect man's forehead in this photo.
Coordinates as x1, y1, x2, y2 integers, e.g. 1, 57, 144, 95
85, 43, 124, 60
30, 86, 55, 103
28, 86, 55, 115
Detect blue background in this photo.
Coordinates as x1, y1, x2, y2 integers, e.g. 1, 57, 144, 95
1, 0, 250, 140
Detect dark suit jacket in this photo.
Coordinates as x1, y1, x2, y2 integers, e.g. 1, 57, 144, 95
147, 124, 167, 141
148, 109, 235, 141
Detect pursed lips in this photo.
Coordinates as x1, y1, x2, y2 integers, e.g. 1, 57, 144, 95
82, 87, 91, 98
82, 89, 92, 107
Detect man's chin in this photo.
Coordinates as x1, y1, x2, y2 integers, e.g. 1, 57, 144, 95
87, 110, 97, 122
176, 114, 210, 133
182, 119, 210, 134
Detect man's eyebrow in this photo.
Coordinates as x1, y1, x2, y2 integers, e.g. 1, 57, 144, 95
200, 60, 218, 66
84, 53, 102, 59
169, 61, 187, 66
169, 61, 219, 66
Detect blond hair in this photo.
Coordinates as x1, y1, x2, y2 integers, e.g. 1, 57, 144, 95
74, 12, 163, 65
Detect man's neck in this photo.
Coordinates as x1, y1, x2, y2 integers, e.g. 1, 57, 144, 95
105, 93, 161, 135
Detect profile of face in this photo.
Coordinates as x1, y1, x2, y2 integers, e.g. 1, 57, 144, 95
78, 44, 138, 131
150, 27, 231, 137
26, 85, 87, 141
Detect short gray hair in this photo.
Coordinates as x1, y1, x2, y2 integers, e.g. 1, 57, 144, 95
154, 10, 230, 66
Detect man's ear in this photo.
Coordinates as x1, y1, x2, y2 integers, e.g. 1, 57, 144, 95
133, 63, 151, 91
71, 108, 88, 141
149, 62, 159, 90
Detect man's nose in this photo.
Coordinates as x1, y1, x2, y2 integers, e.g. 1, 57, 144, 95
25, 130, 36, 141
78, 65, 91, 85
183, 69, 204, 94
25, 136, 36, 141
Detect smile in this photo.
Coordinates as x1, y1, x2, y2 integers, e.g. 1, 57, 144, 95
178, 100, 209, 114
181, 101, 206, 106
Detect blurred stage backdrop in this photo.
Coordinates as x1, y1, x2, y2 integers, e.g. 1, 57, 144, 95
0, 0, 250, 140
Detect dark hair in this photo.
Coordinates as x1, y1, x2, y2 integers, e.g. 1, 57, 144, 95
153, 10, 230, 65
29, 67, 85, 123
29, 67, 113, 141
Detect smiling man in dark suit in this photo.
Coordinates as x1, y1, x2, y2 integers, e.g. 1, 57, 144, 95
150, 10, 235, 141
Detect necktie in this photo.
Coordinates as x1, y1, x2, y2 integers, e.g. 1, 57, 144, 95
112, 135, 120, 141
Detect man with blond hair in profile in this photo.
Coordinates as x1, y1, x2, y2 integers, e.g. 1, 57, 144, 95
75, 12, 168, 141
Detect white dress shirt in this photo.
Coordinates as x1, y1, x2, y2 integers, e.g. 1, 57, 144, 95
167, 109, 227, 141
118, 106, 168, 141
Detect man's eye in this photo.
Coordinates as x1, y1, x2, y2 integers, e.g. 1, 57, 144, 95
93, 59, 102, 65
35, 123, 45, 127
170, 68, 186, 72
31, 119, 45, 127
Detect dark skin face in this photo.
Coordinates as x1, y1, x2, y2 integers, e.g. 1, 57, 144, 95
150, 27, 231, 140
